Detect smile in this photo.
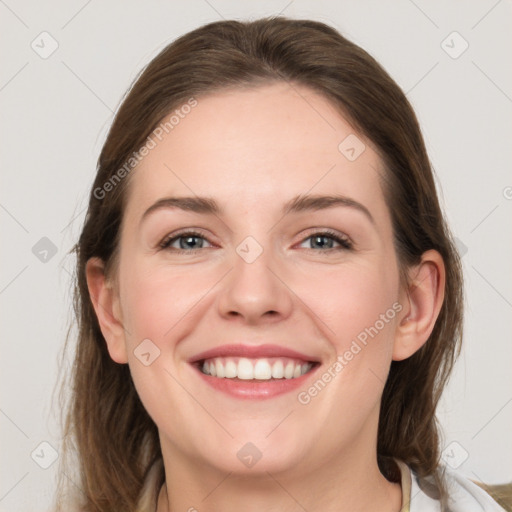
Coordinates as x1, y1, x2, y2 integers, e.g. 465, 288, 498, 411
200, 357, 314, 380
189, 343, 321, 399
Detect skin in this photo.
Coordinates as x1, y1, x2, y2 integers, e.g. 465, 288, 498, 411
87, 82, 445, 512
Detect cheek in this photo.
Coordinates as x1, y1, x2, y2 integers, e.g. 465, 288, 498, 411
301, 259, 400, 411
119, 258, 210, 344
116, 263, 210, 440
295, 264, 400, 436
307, 261, 399, 348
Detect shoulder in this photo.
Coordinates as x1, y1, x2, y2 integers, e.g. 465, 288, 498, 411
409, 465, 507, 512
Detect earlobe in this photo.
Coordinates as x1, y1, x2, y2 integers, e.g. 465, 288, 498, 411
85, 257, 128, 364
393, 250, 446, 361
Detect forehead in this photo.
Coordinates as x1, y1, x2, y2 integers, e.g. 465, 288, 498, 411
123, 82, 388, 222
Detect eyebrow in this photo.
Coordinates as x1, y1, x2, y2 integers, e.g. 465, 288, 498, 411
283, 193, 375, 224
140, 193, 375, 225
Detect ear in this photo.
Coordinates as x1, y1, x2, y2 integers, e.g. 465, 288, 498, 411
85, 257, 128, 364
393, 249, 446, 361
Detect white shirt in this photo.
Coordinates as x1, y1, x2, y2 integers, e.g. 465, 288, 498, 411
396, 460, 506, 511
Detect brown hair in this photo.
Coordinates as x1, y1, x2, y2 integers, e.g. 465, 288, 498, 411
52, 16, 463, 511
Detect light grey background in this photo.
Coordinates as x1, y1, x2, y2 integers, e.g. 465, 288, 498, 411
1, 1, 511, 510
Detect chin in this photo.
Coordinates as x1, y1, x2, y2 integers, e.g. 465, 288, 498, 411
196, 434, 311, 477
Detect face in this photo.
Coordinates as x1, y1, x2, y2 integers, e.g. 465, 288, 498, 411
110, 82, 405, 477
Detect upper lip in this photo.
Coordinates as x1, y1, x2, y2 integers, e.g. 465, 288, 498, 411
188, 344, 321, 364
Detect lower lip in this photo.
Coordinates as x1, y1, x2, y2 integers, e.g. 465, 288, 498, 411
192, 364, 320, 400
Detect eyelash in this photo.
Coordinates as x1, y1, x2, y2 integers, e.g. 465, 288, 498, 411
159, 230, 213, 253
159, 229, 353, 254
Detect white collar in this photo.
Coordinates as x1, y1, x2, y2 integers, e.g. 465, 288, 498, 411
395, 459, 506, 511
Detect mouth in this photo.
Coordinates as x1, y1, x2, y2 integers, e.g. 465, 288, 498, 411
196, 356, 316, 380
188, 344, 321, 399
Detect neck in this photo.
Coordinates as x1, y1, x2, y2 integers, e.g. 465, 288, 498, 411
156, 443, 402, 512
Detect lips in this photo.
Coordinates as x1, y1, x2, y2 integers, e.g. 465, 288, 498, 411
188, 343, 321, 364
188, 344, 321, 399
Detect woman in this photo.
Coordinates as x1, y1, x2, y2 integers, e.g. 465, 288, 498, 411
53, 17, 506, 512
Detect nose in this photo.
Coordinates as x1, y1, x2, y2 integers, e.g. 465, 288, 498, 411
217, 242, 294, 325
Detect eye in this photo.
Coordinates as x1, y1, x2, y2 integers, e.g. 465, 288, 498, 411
298, 230, 353, 251
158, 229, 352, 253
159, 230, 213, 252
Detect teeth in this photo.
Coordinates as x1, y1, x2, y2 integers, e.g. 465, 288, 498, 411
238, 358, 254, 380
284, 361, 295, 379
199, 357, 313, 380
215, 359, 225, 378
271, 360, 284, 379
254, 359, 272, 379
225, 359, 237, 378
